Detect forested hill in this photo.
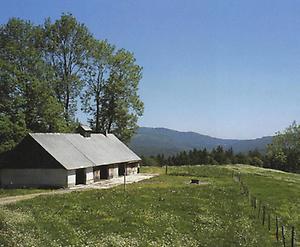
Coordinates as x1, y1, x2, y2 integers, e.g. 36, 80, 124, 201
129, 127, 273, 156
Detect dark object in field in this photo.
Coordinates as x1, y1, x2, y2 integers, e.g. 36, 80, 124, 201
190, 179, 199, 184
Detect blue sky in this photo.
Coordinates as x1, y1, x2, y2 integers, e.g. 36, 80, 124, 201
1, 0, 300, 139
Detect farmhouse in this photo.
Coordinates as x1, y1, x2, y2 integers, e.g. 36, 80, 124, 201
0, 126, 140, 188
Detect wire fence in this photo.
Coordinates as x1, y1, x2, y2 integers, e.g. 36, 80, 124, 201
232, 171, 297, 247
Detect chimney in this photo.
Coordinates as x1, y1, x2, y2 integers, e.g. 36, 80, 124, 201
77, 124, 92, 138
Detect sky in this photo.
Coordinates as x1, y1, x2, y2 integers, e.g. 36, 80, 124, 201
1, 0, 300, 139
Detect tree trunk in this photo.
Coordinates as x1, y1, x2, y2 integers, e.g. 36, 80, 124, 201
96, 95, 100, 132
65, 83, 70, 122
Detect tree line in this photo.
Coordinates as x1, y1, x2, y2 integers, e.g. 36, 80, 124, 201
142, 122, 300, 174
0, 14, 143, 153
141, 146, 264, 167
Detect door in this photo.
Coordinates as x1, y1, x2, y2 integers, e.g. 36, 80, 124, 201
75, 168, 86, 185
100, 166, 109, 179
118, 164, 125, 176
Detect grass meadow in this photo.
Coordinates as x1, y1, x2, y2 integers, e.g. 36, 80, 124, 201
1, 165, 297, 246
227, 165, 300, 240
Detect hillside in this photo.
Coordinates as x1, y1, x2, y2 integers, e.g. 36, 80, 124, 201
129, 127, 273, 156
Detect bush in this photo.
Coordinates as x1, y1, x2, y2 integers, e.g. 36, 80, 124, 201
249, 157, 264, 167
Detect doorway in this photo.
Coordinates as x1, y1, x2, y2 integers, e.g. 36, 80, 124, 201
118, 164, 125, 176
93, 167, 101, 182
100, 166, 109, 179
75, 168, 86, 185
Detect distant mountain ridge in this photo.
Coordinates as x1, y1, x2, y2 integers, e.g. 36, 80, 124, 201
129, 127, 273, 156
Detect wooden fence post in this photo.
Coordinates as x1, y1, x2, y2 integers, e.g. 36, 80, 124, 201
257, 201, 261, 218
124, 163, 127, 191
291, 226, 295, 247
276, 216, 279, 242
262, 206, 265, 225
281, 225, 286, 247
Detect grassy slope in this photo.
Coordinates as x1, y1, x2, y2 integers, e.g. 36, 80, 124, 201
0, 166, 278, 247
226, 165, 300, 233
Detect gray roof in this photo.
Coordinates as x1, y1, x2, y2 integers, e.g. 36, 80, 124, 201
30, 133, 141, 170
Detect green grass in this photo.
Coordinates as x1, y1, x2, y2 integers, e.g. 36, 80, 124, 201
226, 165, 300, 233
0, 165, 283, 247
0, 188, 51, 198
140, 165, 165, 174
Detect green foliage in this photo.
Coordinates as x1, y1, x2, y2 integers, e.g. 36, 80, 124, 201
43, 13, 93, 122
81, 40, 114, 132
0, 14, 143, 152
0, 18, 69, 152
266, 121, 300, 172
0, 114, 26, 153
82, 43, 144, 142
140, 155, 160, 166
249, 157, 264, 167
148, 146, 263, 167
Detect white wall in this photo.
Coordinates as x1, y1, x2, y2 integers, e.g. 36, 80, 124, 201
86, 167, 94, 184
108, 165, 118, 178
67, 170, 76, 187
125, 163, 139, 175
127, 166, 138, 175
67, 168, 94, 186
0, 169, 67, 188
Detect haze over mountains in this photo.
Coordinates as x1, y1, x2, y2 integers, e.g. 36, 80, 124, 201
129, 127, 273, 157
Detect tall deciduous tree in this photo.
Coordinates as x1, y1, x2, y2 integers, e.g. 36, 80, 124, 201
43, 13, 92, 122
266, 121, 300, 171
103, 49, 144, 142
0, 14, 144, 152
0, 18, 68, 152
81, 40, 114, 132
82, 45, 144, 142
